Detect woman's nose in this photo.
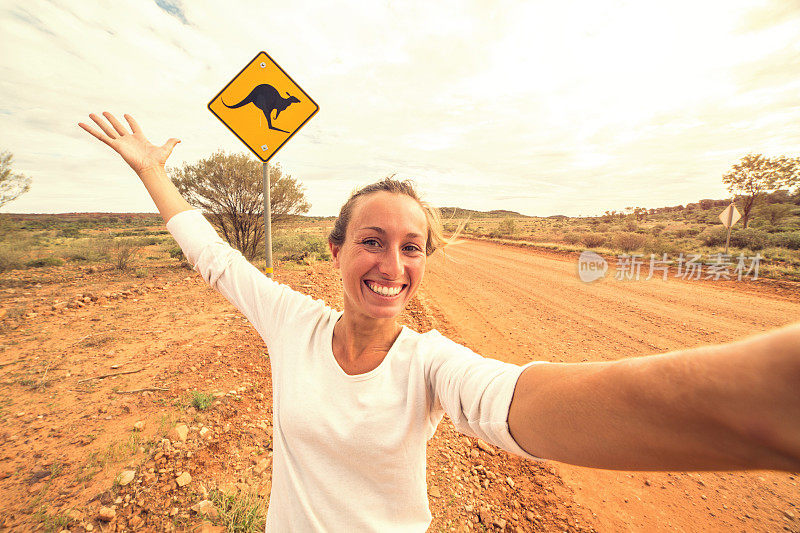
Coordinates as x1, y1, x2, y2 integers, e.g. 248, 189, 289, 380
378, 247, 403, 278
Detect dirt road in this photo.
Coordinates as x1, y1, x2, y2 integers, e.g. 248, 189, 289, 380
421, 238, 800, 532
1, 235, 798, 532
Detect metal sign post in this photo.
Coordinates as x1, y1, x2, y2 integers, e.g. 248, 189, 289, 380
263, 162, 273, 277
208, 50, 319, 276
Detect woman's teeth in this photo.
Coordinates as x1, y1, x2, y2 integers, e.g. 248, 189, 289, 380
366, 281, 402, 297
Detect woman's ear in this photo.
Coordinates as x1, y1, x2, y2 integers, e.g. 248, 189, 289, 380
329, 241, 340, 268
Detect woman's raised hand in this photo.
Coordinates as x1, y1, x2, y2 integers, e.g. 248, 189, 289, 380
78, 112, 180, 175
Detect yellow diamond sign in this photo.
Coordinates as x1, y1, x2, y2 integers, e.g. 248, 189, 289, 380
208, 51, 319, 162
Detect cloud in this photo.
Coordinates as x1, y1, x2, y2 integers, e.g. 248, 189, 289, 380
154, 0, 189, 25
1, 0, 799, 217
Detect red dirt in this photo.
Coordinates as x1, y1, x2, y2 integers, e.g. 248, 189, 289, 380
422, 238, 800, 532
0, 237, 798, 532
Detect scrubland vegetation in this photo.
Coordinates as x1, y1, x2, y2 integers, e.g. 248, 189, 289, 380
0, 213, 332, 278
442, 190, 800, 281
2, 189, 798, 281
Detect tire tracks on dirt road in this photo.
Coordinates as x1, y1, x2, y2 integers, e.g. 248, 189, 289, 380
421, 238, 800, 532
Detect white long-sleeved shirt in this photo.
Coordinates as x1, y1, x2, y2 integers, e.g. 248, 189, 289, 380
166, 209, 541, 532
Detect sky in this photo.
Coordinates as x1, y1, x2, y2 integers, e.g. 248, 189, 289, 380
1, 0, 799, 217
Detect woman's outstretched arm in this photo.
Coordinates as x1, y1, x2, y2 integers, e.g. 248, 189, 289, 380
508, 322, 800, 471
78, 112, 191, 222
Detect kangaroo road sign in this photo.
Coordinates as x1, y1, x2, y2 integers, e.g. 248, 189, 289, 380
208, 51, 319, 162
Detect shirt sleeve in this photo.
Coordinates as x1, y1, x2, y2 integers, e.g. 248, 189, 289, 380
165, 209, 325, 350
423, 330, 546, 461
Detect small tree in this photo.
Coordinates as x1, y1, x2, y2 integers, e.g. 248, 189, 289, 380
497, 217, 517, 236
722, 154, 800, 228
169, 151, 310, 260
0, 151, 32, 209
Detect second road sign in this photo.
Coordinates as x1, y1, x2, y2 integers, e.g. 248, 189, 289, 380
208, 51, 319, 162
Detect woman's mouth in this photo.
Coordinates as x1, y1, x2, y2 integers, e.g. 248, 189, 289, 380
364, 280, 405, 298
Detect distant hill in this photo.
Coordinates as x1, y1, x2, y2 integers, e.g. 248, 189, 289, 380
439, 207, 529, 219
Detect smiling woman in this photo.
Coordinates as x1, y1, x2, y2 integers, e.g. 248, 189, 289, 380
79, 112, 800, 532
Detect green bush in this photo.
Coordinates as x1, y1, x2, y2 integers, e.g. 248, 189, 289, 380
595, 223, 611, 233
497, 218, 517, 236
208, 488, 266, 532
134, 236, 161, 246
581, 233, 606, 248
672, 226, 703, 238
698, 226, 728, 246
167, 246, 185, 260
108, 240, 140, 270
25, 256, 64, 268
643, 237, 681, 256
613, 232, 648, 252
190, 391, 214, 411
0, 245, 25, 272
61, 238, 109, 262
728, 228, 769, 251
273, 232, 331, 262
770, 231, 800, 250
299, 233, 331, 259
57, 227, 82, 238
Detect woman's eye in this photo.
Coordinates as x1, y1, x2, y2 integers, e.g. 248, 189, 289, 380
362, 239, 380, 247
404, 245, 423, 253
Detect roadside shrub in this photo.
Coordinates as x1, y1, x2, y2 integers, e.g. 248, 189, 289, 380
299, 233, 331, 260
62, 237, 109, 262
273, 232, 331, 263
190, 391, 214, 411
623, 219, 638, 232
613, 232, 648, 252
581, 233, 606, 248
562, 233, 582, 245
698, 226, 728, 246
595, 223, 611, 233
770, 231, 800, 250
167, 246, 185, 261
0, 245, 26, 272
132, 236, 161, 247
763, 226, 796, 234
650, 223, 666, 236
208, 488, 266, 531
25, 256, 64, 268
108, 240, 140, 270
643, 237, 681, 256
57, 227, 82, 238
672, 226, 703, 238
497, 218, 517, 236
133, 268, 149, 278
728, 228, 769, 251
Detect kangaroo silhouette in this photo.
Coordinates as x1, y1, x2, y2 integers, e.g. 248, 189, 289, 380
223, 84, 300, 133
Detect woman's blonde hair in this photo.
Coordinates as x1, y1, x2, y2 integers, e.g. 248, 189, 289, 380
328, 176, 459, 256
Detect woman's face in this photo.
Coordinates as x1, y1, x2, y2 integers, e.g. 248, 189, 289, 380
330, 191, 428, 321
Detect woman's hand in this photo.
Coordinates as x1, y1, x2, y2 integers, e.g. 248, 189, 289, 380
78, 112, 192, 222
78, 112, 180, 175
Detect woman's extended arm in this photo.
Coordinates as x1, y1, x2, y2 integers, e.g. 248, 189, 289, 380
508, 322, 800, 471
78, 112, 191, 222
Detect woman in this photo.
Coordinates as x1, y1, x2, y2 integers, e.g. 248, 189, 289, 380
80, 112, 800, 531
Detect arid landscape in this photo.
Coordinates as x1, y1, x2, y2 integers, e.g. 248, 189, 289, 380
1, 212, 799, 532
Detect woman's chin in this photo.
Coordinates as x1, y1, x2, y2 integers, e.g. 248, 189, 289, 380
363, 304, 403, 320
